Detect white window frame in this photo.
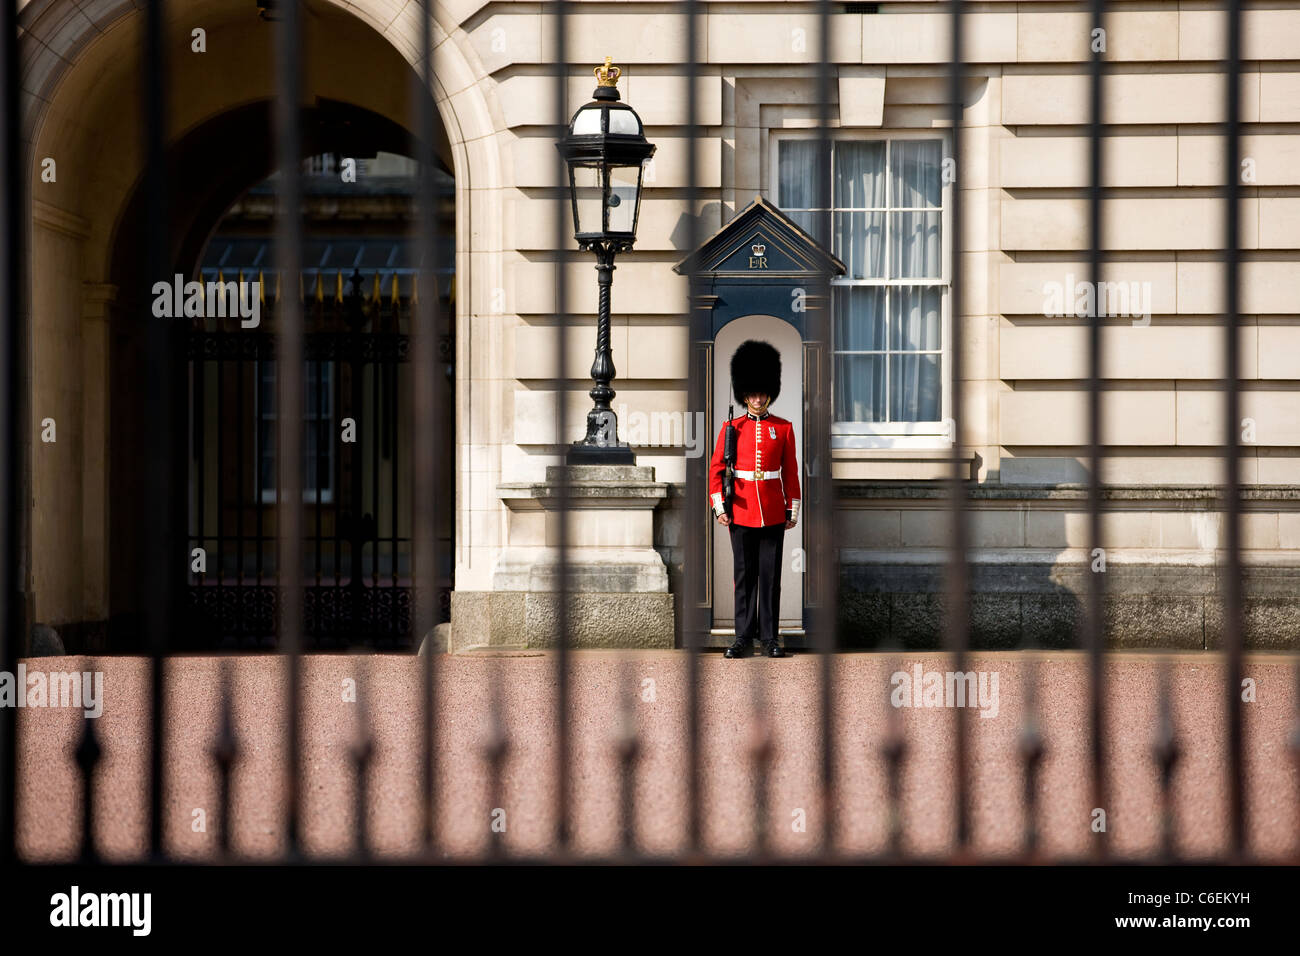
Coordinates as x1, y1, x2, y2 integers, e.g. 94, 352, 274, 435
768, 129, 953, 450
256, 359, 336, 505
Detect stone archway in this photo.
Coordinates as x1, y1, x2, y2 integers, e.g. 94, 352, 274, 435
20, 0, 497, 649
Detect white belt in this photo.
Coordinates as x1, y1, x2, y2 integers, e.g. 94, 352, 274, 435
734, 469, 781, 481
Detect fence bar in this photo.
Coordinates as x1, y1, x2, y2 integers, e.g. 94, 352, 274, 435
1221, 0, 1245, 862
1154, 660, 1179, 861
256, 355, 267, 638
193, 355, 205, 616
313, 349, 324, 607
814, 0, 837, 856
683, 0, 703, 858
371, 341, 381, 641
213, 660, 237, 857
883, 666, 906, 858
216, 324, 226, 622
551, 0, 573, 855
236, 328, 246, 621
616, 656, 639, 856
0, 0, 24, 866
413, 0, 442, 852
1085, 0, 1108, 861
1291, 662, 1300, 863
1019, 659, 1044, 860
944, 0, 971, 853
275, 0, 306, 857
75, 712, 102, 862
142, 0, 172, 861
351, 657, 373, 858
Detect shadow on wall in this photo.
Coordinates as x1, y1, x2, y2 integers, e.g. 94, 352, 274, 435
669, 203, 728, 251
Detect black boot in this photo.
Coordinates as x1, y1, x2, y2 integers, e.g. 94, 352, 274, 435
724, 637, 753, 659
761, 639, 785, 658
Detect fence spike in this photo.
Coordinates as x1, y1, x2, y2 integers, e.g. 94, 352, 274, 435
75, 713, 103, 863
213, 660, 238, 858
1154, 661, 1180, 862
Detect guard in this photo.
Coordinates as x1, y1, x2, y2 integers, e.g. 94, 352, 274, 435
708, 339, 801, 658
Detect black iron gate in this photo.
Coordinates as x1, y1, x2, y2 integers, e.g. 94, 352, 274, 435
0, 0, 1286, 877
186, 269, 449, 649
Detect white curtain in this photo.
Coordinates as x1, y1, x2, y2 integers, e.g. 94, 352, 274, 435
889, 287, 942, 421
833, 287, 885, 422
889, 141, 942, 280
777, 139, 819, 237
834, 142, 884, 278
785, 137, 945, 423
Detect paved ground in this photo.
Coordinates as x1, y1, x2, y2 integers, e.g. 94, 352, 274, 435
13, 649, 1300, 861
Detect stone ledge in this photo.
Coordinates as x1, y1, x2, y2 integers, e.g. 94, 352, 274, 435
841, 548, 1300, 568
660, 482, 1300, 503
498, 483, 670, 503
451, 590, 673, 649
498, 463, 670, 505
493, 547, 669, 593
837, 484, 1300, 502
839, 561, 1300, 649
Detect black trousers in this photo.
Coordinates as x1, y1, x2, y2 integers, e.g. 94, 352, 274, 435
729, 521, 785, 645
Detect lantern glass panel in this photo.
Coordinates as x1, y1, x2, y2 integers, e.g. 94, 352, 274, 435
607, 109, 639, 135
572, 105, 602, 136
608, 164, 641, 234
571, 164, 603, 236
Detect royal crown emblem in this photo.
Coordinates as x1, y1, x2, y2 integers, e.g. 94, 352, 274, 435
594, 56, 621, 88
752, 243, 766, 257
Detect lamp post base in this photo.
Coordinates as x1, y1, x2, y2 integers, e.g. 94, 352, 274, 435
566, 440, 635, 465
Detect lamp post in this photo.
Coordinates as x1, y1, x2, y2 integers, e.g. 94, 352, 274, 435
556, 58, 656, 464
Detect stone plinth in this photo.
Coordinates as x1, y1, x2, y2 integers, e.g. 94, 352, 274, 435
450, 465, 674, 651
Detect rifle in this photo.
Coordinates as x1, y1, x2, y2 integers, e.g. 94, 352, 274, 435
722, 403, 738, 518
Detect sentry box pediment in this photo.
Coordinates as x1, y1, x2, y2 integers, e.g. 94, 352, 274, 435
674, 194, 845, 278
673, 194, 845, 338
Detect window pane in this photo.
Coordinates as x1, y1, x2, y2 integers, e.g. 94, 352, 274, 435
778, 140, 820, 209
359, 242, 399, 269
259, 361, 334, 496
607, 108, 639, 135
834, 141, 885, 208
571, 105, 602, 135
571, 165, 602, 235
889, 210, 941, 279
786, 209, 820, 237
834, 211, 885, 278
890, 139, 942, 208
834, 286, 886, 351
327, 241, 362, 268
890, 354, 942, 421
835, 354, 886, 423
608, 165, 639, 233
890, 287, 942, 351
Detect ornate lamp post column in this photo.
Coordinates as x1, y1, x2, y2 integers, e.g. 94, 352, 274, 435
556, 58, 656, 464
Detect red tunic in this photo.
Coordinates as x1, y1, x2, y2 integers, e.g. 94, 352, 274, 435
708, 412, 802, 528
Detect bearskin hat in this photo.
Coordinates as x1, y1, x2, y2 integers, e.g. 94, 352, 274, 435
730, 339, 781, 405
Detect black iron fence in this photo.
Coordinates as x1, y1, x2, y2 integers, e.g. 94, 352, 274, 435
0, 0, 1290, 869
185, 278, 453, 650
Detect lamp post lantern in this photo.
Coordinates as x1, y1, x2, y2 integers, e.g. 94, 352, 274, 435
556, 57, 656, 464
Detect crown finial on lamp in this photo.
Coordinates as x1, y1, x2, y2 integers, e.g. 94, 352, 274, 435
594, 57, 620, 88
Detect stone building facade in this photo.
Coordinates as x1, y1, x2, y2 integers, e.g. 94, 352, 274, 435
15, 0, 1300, 651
